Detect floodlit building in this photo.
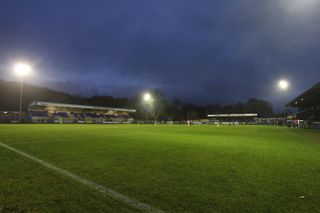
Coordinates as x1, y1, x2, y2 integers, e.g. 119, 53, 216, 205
207, 113, 258, 125
28, 101, 136, 124
287, 81, 320, 128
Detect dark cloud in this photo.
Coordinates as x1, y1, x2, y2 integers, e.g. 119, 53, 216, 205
0, 0, 319, 109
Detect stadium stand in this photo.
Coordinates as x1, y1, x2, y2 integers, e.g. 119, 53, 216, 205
207, 113, 258, 125
0, 111, 13, 123
28, 101, 136, 124
0, 111, 29, 123
287, 81, 320, 128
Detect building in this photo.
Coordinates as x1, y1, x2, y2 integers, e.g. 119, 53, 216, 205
287, 81, 320, 128
207, 113, 258, 125
0, 111, 27, 123
28, 101, 136, 124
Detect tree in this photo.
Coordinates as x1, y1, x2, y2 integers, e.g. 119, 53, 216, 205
246, 98, 273, 117
130, 89, 168, 122
150, 89, 168, 121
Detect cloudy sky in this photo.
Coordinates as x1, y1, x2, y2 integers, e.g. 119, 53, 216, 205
0, 0, 319, 109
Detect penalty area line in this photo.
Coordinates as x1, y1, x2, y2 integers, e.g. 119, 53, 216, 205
0, 142, 164, 213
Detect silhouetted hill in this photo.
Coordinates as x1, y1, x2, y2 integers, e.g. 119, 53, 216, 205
0, 79, 132, 111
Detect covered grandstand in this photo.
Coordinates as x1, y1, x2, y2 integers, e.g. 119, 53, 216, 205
287, 81, 320, 128
0, 111, 28, 123
28, 101, 136, 124
207, 113, 258, 125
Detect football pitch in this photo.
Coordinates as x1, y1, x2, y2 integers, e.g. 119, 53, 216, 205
0, 125, 320, 213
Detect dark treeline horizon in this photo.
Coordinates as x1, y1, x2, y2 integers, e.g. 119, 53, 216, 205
0, 79, 273, 120
132, 90, 273, 121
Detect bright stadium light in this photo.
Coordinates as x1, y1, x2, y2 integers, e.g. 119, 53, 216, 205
13, 62, 32, 122
143, 92, 153, 124
277, 79, 290, 123
14, 63, 32, 77
144, 93, 152, 102
278, 79, 289, 90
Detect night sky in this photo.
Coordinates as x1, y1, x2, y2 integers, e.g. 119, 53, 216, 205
0, 0, 320, 109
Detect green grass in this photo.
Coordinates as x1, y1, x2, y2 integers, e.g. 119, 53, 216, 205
0, 124, 320, 212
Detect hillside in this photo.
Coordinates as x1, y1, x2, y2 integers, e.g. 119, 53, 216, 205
0, 79, 132, 111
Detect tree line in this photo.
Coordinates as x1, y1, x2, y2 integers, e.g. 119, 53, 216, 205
0, 80, 273, 120
131, 90, 273, 121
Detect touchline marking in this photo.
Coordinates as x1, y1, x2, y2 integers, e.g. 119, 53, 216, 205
0, 142, 164, 213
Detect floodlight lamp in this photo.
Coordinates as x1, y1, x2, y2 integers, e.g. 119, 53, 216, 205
144, 93, 152, 102
278, 80, 289, 90
14, 63, 31, 77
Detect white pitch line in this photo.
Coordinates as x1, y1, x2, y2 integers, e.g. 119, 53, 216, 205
0, 142, 164, 213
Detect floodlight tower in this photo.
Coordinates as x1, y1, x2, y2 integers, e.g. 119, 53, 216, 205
278, 79, 289, 122
14, 62, 32, 122
143, 92, 153, 124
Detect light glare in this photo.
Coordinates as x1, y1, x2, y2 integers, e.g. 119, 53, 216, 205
278, 80, 289, 90
144, 93, 152, 102
281, 0, 318, 13
14, 63, 31, 77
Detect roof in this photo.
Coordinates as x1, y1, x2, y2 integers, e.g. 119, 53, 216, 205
208, 113, 257, 117
28, 101, 136, 113
287, 81, 320, 108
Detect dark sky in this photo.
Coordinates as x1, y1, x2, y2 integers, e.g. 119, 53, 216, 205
0, 0, 320, 110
